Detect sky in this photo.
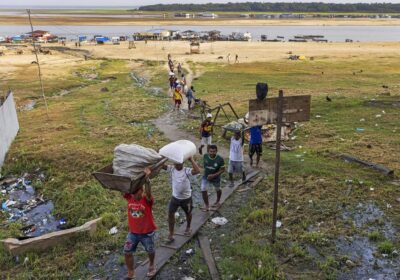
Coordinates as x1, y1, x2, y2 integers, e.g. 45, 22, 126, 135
2, 0, 400, 8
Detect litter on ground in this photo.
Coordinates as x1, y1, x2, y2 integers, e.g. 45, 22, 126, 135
211, 217, 228, 226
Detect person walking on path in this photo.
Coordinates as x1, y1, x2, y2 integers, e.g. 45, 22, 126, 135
249, 125, 263, 167
186, 86, 195, 110
226, 53, 231, 63
228, 131, 246, 187
177, 62, 182, 75
235, 54, 239, 63
201, 145, 225, 211
199, 113, 213, 155
173, 84, 183, 111
162, 157, 201, 243
181, 73, 187, 91
123, 168, 157, 279
169, 74, 175, 90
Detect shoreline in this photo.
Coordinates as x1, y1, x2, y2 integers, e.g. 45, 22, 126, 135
1, 16, 400, 26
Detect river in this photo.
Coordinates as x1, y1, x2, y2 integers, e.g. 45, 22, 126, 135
0, 25, 399, 42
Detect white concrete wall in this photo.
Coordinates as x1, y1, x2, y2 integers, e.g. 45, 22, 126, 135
0, 92, 19, 168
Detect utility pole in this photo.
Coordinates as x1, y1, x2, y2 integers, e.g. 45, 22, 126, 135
27, 9, 49, 118
271, 89, 283, 243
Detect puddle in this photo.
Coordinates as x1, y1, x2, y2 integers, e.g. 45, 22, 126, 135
336, 235, 399, 280
1, 174, 66, 239
336, 203, 400, 280
342, 202, 397, 238
130, 72, 147, 88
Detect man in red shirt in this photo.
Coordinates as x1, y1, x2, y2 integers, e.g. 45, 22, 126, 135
123, 168, 157, 279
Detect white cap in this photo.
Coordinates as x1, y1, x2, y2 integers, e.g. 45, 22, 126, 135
206, 113, 212, 118
176, 84, 182, 88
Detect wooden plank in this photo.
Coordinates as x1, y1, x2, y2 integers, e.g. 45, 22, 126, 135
339, 154, 394, 177
198, 233, 220, 280
133, 170, 260, 279
248, 95, 311, 126
1, 218, 102, 255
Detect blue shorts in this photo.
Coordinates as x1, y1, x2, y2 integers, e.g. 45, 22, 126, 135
201, 177, 221, 192
228, 160, 244, 174
123, 231, 155, 254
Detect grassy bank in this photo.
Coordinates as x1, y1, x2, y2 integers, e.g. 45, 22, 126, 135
180, 57, 400, 278
1, 48, 399, 279
0, 58, 172, 279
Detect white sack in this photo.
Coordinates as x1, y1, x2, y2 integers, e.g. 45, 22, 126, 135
113, 144, 162, 178
159, 140, 196, 164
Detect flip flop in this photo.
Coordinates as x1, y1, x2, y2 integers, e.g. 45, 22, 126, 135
146, 267, 157, 277
164, 237, 175, 244
183, 229, 192, 236
200, 206, 209, 212
124, 276, 136, 280
210, 203, 221, 209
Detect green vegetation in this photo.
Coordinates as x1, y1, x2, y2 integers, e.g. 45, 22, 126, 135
378, 240, 395, 255
0, 59, 171, 279
1, 48, 399, 279
183, 57, 400, 278
368, 231, 384, 242
139, 2, 400, 13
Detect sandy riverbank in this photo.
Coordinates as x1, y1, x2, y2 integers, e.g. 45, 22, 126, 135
1, 40, 399, 81
1, 16, 400, 26
72, 41, 400, 63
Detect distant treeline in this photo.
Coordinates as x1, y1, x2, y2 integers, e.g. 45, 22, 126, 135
138, 2, 400, 13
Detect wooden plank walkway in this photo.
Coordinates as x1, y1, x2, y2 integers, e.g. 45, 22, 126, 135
134, 170, 260, 279
198, 233, 220, 280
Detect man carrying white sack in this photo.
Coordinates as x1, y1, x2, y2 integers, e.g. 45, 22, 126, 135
162, 157, 201, 242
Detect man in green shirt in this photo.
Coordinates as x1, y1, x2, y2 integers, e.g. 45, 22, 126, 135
201, 145, 225, 211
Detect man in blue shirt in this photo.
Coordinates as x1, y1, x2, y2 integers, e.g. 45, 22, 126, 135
249, 125, 263, 167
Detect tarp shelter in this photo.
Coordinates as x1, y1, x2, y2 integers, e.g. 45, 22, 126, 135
78, 35, 87, 42
95, 37, 110, 44
12, 36, 22, 43
0, 92, 19, 168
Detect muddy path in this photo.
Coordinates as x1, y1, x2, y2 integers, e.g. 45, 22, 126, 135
87, 60, 268, 279
154, 62, 268, 170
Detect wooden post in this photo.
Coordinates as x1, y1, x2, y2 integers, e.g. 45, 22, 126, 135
27, 9, 49, 119
271, 90, 284, 243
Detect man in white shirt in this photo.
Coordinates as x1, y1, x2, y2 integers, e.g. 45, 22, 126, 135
162, 157, 200, 242
228, 131, 246, 187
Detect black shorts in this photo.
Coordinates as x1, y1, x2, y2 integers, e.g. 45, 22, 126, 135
168, 196, 192, 215
249, 144, 262, 157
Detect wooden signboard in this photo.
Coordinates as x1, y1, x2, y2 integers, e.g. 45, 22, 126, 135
248, 95, 311, 126
248, 92, 311, 243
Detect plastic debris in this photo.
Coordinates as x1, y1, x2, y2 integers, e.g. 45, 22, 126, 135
375, 114, 382, 118
359, 118, 365, 122
174, 212, 180, 219
211, 217, 228, 226
185, 248, 194, 255
1, 173, 59, 238
276, 220, 282, 228
258, 260, 263, 269
356, 128, 365, 132
109, 226, 118, 235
